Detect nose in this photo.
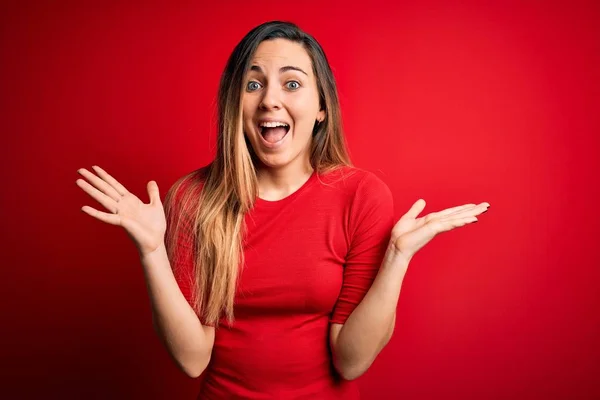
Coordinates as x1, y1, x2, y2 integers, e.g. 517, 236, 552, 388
259, 83, 282, 110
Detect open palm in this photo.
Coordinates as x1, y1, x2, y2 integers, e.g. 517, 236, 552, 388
76, 165, 166, 257
391, 199, 490, 262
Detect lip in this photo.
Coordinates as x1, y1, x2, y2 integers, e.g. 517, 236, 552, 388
257, 117, 291, 125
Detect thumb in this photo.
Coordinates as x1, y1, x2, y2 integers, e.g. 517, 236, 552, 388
406, 199, 426, 219
147, 180, 160, 205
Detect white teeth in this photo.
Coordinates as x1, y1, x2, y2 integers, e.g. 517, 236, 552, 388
259, 121, 289, 128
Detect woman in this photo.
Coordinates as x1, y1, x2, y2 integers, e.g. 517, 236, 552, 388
76, 21, 489, 399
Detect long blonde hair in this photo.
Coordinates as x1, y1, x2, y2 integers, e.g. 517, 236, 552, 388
164, 21, 352, 326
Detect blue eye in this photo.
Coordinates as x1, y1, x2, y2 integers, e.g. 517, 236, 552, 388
286, 81, 300, 90
247, 81, 261, 92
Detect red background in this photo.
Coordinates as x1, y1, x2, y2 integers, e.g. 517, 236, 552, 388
2, 0, 599, 398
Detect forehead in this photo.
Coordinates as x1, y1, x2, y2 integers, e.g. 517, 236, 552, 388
249, 39, 313, 75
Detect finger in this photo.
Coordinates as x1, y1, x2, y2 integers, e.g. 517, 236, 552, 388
77, 168, 122, 202
91, 165, 129, 196
433, 215, 478, 234
445, 202, 489, 219
76, 178, 118, 213
405, 199, 426, 219
432, 203, 477, 219
81, 205, 121, 225
424, 203, 476, 222
147, 181, 160, 205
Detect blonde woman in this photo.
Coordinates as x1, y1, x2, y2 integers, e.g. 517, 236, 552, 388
76, 20, 489, 399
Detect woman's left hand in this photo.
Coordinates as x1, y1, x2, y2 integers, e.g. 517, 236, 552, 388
389, 199, 490, 263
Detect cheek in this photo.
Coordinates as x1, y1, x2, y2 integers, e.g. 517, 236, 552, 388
242, 95, 257, 115
242, 104, 255, 131
289, 96, 319, 126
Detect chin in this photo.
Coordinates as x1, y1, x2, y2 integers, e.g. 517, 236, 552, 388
257, 153, 294, 169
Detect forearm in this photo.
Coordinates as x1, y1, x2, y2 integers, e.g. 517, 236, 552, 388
332, 242, 409, 379
141, 244, 214, 378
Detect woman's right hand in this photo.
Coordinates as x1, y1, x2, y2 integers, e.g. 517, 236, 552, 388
76, 165, 167, 257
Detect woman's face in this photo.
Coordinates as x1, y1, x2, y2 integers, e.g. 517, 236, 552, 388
242, 38, 325, 171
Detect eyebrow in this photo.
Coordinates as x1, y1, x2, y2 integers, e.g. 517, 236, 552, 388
249, 65, 308, 76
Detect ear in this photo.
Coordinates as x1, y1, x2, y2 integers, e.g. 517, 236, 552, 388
316, 109, 325, 123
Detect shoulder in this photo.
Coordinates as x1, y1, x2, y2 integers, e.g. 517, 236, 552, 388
166, 165, 209, 201
164, 165, 210, 220
318, 165, 392, 199
327, 167, 394, 247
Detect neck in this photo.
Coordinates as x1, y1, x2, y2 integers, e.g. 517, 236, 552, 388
256, 159, 314, 201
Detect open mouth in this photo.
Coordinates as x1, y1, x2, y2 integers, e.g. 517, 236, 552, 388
259, 124, 290, 144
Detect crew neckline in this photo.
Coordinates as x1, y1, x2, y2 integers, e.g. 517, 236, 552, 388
254, 170, 319, 208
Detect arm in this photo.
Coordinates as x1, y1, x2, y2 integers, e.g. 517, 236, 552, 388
330, 197, 490, 380
75, 166, 214, 378
141, 244, 215, 378
330, 243, 408, 380
327, 172, 398, 380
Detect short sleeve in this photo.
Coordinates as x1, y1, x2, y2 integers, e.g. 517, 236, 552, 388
169, 210, 196, 306
164, 179, 214, 326
329, 173, 395, 324
165, 184, 196, 305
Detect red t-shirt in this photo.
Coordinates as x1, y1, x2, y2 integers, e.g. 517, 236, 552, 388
170, 166, 394, 399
